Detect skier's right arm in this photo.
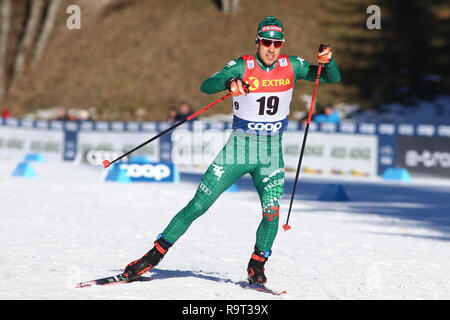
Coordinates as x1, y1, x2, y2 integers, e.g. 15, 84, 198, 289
200, 58, 246, 94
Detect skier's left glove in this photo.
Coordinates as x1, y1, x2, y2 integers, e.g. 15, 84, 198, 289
318, 44, 332, 64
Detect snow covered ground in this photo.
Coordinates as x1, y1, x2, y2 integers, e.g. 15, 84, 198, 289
0, 160, 449, 300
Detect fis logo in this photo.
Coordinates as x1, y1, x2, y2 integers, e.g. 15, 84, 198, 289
279, 58, 288, 67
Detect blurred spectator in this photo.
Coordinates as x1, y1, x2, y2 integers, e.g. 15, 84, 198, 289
2, 107, 11, 118
135, 107, 146, 121
314, 103, 340, 123
175, 101, 194, 121
67, 110, 78, 121
299, 103, 323, 127
167, 107, 179, 123
56, 108, 70, 121
78, 109, 93, 121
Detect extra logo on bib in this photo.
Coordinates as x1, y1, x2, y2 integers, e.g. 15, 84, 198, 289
246, 77, 292, 92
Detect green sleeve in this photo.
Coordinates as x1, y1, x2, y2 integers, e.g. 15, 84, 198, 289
289, 56, 341, 84
200, 58, 246, 94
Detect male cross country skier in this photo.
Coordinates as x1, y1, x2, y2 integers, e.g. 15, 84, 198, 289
122, 16, 341, 286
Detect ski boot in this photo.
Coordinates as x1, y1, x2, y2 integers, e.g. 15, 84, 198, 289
123, 234, 172, 281
247, 247, 271, 286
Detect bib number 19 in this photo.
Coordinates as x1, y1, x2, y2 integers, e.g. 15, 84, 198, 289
257, 96, 279, 115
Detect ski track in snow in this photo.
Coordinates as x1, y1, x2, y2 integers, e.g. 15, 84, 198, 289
0, 161, 449, 300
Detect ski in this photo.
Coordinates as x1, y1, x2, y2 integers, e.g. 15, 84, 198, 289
77, 273, 285, 295
76, 273, 152, 288
240, 282, 286, 296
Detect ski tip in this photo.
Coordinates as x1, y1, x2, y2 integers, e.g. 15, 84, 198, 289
281, 290, 287, 294
103, 160, 111, 168
76, 281, 96, 288
282, 224, 291, 232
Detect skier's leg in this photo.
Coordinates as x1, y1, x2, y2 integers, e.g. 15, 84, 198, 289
250, 136, 285, 253
247, 135, 285, 285
161, 131, 255, 243
246, 166, 284, 285
161, 158, 247, 244
123, 131, 254, 280
123, 160, 246, 280
250, 165, 285, 249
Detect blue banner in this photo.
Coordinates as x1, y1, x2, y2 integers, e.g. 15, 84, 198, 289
104, 161, 179, 183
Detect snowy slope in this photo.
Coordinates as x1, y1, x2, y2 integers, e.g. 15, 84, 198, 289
0, 161, 449, 300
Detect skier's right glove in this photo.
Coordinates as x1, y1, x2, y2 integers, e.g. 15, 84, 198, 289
226, 76, 250, 96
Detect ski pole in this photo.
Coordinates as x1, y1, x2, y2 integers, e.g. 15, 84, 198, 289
282, 64, 322, 231
103, 93, 232, 168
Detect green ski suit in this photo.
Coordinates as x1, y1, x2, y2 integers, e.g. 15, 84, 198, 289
161, 53, 340, 252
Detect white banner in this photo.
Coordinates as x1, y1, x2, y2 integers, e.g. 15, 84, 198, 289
169, 127, 378, 178
0, 127, 64, 161
77, 131, 160, 165
0, 121, 379, 178
283, 131, 378, 177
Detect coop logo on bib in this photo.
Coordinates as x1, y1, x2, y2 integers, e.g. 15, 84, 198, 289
248, 121, 283, 132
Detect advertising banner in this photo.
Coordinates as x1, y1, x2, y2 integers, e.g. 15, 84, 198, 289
3, 118, 448, 180
169, 126, 379, 177
396, 136, 450, 178
104, 161, 179, 183
0, 126, 64, 161
77, 131, 160, 166
282, 131, 378, 177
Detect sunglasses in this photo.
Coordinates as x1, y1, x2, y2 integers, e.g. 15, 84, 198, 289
258, 37, 284, 48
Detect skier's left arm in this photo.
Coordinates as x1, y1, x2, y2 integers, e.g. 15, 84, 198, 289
290, 45, 341, 84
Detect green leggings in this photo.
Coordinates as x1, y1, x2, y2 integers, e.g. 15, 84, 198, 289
162, 131, 285, 252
